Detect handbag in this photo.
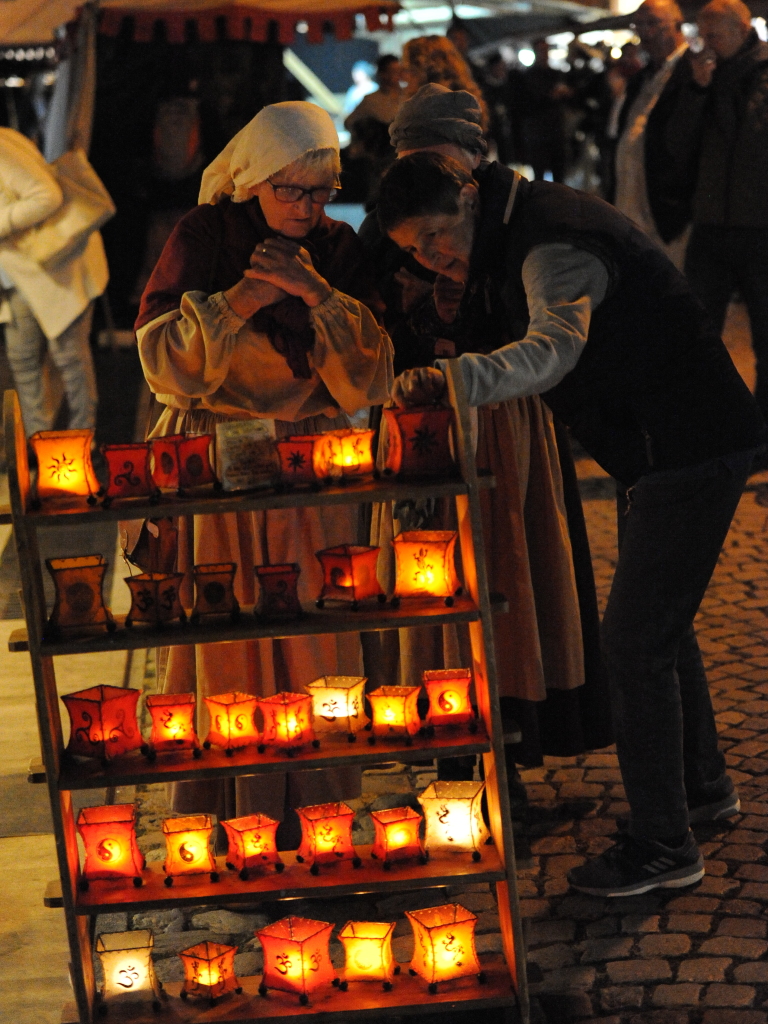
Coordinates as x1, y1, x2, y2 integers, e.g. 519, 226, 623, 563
12, 148, 115, 268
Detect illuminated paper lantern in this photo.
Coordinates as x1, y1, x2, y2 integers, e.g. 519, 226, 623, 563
305, 675, 369, 741
296, 801, 360, 873
322, 428, 376, 482
370, 807, 425, 868
383, 407, 455, 479
257, 916, 335, 1003
392, 531, 462, 605
191, 562, 240, 623
30, 428, 100, 504
95, 930, 163, 1011
275, 434, 323, 487
150, 433, 217, 494
423, 669, 475, 730
258, 692, 316, 754
46, 555, 115, 638
76, 804, 144, 890
144, 692, 201, 759
179, 941, 241, 1005
101, 442, 153, 505
406, 903, 482, 993
254, 563, 302, 621
315, 545, 385, 609
203, 692, 260, 754
367, 686, 421, 745
221, 813, 283, 879
124, 571, 186, 629
418, 781, 489, 861
338, 921, 397, 989
62, 685, 142, 762
162, 814, 218, 885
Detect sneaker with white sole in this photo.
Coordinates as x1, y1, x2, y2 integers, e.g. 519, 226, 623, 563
567, 831, 704, 897
688, 790, 740, 825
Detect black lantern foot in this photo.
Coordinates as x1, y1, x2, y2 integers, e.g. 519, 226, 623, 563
455, 586, 464, 596
332, 978, 340, 988
164, 876, 173, 887
477, 972, 487, 985
472, 850, 481, 862
235, 986, 243, 995
312, 739, 320, 749
239, 868, 249, 881
193, 746, 203, 758
210, 871, 220, 883
78, 877, 89, 892
299, 994, 309, 1006
339, 980, 348, 992
258, 984, 268, 998
468, 720, 478, 734
367, 736, 376, 746
409, 969, 417, 977
225, 748, 234, 757
390, 596, 401, 608
275, 861, 285, 873
352, 856, 362, 869
133, 876, 143, 888
347, 733, 356, 743
257, 744, 266, 753
310, 864, 320, 876
226, 861, 235, 871
428, 983, 438, 995
315, 598, 325, 609
203, 740, 211, 749
382, 861, 391, 871
394, 966, 401, 975
419, 853, 429, 864
444, 596, 454, 607
383, 981, 393, 992
364, 721, 372, 731
152, 999, 162, 1013
296, 854, 304, 863
377, 592, 387, 603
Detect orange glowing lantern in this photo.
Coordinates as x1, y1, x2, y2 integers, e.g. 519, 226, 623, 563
30, 428, 100, 505
76, 804, 144, 890
96, 930, 163, 1011
406, 903, 482, 993
258, 692, 316, 754
296, 801, 360, 873
125, 571, 186, 629
276, 435, 323, 486
191, 562, 239, 623
254, 563, 302, 621
46, 555, 115, 638
383, 407, 455, 479
221, 813, 283, 879
179, 942, 241, 1005
305, 675, 369, 741
418, 781, 489, 861
150, 434, 217, 494
323, 428, 376, 481
370, 807, 425, 868
203, 692, 260, 755
338, 921, 397, 989
62, 685, 142, 762
367, 686, 422, 745
144, 692, 201, 758
392, 531, 462, 606
257, 916, 335, 1004
423, 669, 475, 730
315, 545, 385, 609
162, 814, 218, 885
101, 443, 153, 505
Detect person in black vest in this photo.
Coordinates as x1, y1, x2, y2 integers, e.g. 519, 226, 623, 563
376, 151, 766, 897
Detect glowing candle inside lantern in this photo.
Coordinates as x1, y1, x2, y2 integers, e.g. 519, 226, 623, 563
305, 675, 369, 739
315, 545, 384, 607
31, 429, 100, 503
406, 904, 481, 990
96, 930, 163, 1009
221, 813, 283, 878
368, 685, 421, 742
392, 531, 461, 602
423, 669, 474, 728
179, 941, 241, 1004
371, 806, 425, 866
339, 921, 397, 987
256, 916, 335, 1003
418, 781, 489, 861
77, 804, 144, 888
324, 428, 376, 480
146, 693, 200, 756
161, 815, 218, 885
203, 692, 260, 754
296, 802, 359, 872
258, 692, 315, 751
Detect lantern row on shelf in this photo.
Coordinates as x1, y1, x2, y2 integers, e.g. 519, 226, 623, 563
97, 901, 483, 1011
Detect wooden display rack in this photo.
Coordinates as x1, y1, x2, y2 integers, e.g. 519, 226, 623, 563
4, 360, 529, 1024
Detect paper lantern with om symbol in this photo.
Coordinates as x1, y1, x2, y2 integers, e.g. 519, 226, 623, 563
161, 814, 218, 885
405, 903, 482, 992
305, 675, 369, 741
296, 801, 360, 874
255, 563, 302, 620
203, 692, 260, 754
95, 930, 163, 1010
101, 442, 153, 504
76, 804, 144, 889
179, 941, 241, 1005
392, 531, 461, 605
191, 562, 239, 623
256, 916, 335, 1003
125, 571, 186, 629
150, 434, 216, 494
418, 781, 489, 861
30, 428, 100, 504
62, 685, 142, 762
315, 545, 385, 608
221, 813, 283, 879
338, 921, 397, 989
321, 428, 376, 481
423, 669, 475, 730
144, 692, 201, 758
367, 685, 422, 745
46, 555, 115, 638
383, 406, 455, 479
258, 692, 316, 754
370, 806, 426, 867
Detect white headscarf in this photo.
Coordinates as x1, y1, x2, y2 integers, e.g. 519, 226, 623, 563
199, 101, 340, 205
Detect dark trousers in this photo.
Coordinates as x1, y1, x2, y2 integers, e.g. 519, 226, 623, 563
685, 225, 768, 418
603, 450, 753, 841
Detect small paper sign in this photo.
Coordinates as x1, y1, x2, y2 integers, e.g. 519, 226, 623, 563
215, 419, 278, 492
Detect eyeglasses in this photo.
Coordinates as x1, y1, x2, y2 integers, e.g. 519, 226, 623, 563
267, 180, 340, 204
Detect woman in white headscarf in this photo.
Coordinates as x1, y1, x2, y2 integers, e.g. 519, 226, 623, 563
135, 102, 393, 824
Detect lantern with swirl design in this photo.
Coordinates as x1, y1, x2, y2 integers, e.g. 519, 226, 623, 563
256, 916, 335, 1004
179, 941, 241, 1006
257, 692, 316, 754
221, 813, 283, 879
418, 781, 489, 861
101, 442, 153, 504
405, 903, 482, 993
392, 531, 461, 606
144, 692, 201, 759
95, 930, 163, 1011
296, 801, 360, 874
203, 692, 260, 755
255, 563, 302, 620
61, 684, 142, 762
161, 815, 218, 885
76, 804, 144, 889
305, 675, 369, 742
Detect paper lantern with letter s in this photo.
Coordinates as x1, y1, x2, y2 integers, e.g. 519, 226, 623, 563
203, 692, 260, 755
144, 692, 200, 759
296, 801, 360, 874
418, 780, 489, 861
367, 685, 421, 745
76, 804, 144, 890
221, 813, 284, 879
258, 692, 316, 754
405, 903, 483, 993
179, 941, 242, 1006
256, 916, 335, 1004
392, 531, 461, 606
95, 930, 163, 1011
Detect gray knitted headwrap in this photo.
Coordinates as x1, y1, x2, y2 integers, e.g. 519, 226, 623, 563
389, 83, 487, 155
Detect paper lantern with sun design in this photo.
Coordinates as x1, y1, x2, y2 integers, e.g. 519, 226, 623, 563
423, 669, 475, 730
76, 804, 144, 889
179, 941, 242, 1005
418, 781, 489, 861
405, 903, 483, 993
46, 555, 115, 638
257, 692, 316, 754
370, 806, 426, 867
315, 545, 385, 609
256, 916, 335, 1004
305, 675, 369, 742
203, 692, 260, 754
367, 685, 422, 745
62, 685, 142, 762
338, 921, 397, 989
296, 801, 360, 874
221, 813, 283, 879
161, 815, 218, 885
392, 531, 462, 606
30, 429, 101, 504
96, 930, 164, 1011
383, 407, 455, 479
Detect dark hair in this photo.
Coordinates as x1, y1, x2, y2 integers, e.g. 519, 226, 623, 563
377, 54, 399, 76
376, 152, 474, 234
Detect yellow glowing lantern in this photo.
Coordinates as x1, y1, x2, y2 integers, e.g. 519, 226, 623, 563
418, 781, 489, 861
255, 563, 302, 621
406, 903, 483, 993
144, 692, 201, 759
315, 545, 385, 609
62, 685, 142, 762
338, 921, 397, 989
203, 692, 260, 755
221, 813, 283, 879
370, 806, 426, 868
46, 555, 115, 638
30, 428, 100, 505
191, 562, 240, 623
257, 916, 335, 1004
323, 428, 376, 481
95, 930, 163, 1011
367, 686, 422, 745
125, 571, 186, 629
162, 814, 218, 885
296, 801, 360, 874
305, 675, 369, 741
383, 406, 456, 479
76, 804, 144, 890
423, 669, 476, 730
258, 692, 316, 754
392, 531, 462, 606
179, 941, 241, 1005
